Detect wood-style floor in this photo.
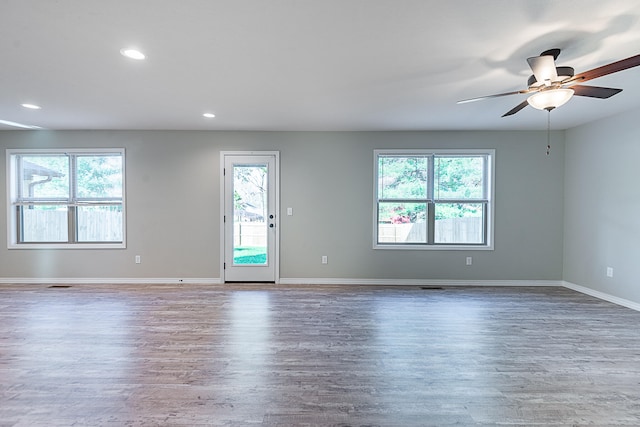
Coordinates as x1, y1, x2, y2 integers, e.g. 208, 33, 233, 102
2, 284, 640, 426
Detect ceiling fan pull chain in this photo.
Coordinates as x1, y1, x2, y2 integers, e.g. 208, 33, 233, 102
546, 110, 551, 156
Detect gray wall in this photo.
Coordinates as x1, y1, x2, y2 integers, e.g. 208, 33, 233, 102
1, 129, 565, 282
564, 107, 640, 302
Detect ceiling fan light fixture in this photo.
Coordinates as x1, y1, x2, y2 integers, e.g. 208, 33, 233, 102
527, 88, 574, 111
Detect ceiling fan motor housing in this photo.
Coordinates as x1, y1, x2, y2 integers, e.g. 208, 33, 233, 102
528, 66, 575, 87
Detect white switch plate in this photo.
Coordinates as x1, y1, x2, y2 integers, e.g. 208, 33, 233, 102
322, 256, 328, 264
287, 207, 293, 216
606, 267, 614, 277
135, 255, 141, 264
466, 256, 473, 266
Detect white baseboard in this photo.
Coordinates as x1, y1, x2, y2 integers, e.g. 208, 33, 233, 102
562, 281, 640, 312
278, 278, 563, 287
0, 277, 563, 287
0, 277, 221, 285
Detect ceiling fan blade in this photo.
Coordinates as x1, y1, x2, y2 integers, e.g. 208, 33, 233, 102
527, 55, 558, 84
457, 89, 530, 104
568, 54, 640, 83
502, 100, 530, 117
571, 85, 622, 99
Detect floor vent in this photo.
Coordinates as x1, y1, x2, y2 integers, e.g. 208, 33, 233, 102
48, 285, 72, 288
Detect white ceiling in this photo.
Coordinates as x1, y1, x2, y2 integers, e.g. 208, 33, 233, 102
2, 0, 640, 131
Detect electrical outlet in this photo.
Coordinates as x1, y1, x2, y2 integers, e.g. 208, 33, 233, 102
606, 267, 614, 278
321, 256, 328, 264
466, 256, 473, 266
135, 255, 141, 264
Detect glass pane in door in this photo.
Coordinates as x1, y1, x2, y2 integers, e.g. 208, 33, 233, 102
233, 164, 268, 265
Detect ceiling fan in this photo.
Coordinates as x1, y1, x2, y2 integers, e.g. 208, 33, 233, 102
458, 49, 640, 116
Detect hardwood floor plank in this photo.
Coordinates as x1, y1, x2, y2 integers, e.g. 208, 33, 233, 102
2, 284, 640, 425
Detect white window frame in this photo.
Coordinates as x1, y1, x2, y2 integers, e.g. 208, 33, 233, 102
374, 148, 494, 251
6, 148, 126, 249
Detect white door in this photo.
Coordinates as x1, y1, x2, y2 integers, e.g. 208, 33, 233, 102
222, 152, 278, 282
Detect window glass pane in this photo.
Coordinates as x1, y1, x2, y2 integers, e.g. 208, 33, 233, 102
20, 156, 69, 199
434, 156, 484, 200
21, 205, 68, 242
76, 155, 123, 199
233, 165, 268, 265
77, 205, 123, 242
378, 156, 428, 199
378, 202, 427, 243
434, 203, 484, 244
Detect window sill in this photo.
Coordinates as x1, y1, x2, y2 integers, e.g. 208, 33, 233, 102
8, 242, 126, 250
373, 243, 493, 251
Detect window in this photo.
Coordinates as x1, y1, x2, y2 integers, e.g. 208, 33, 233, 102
7, 149, 125, 249
375, 149, 493, 249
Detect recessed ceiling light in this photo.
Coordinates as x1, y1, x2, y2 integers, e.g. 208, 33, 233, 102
203, 113, 216, 118
120, 48, 145, 60
21, 103, 41, 110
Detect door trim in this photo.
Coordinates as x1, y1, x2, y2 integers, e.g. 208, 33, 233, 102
220, 151, 280, 283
